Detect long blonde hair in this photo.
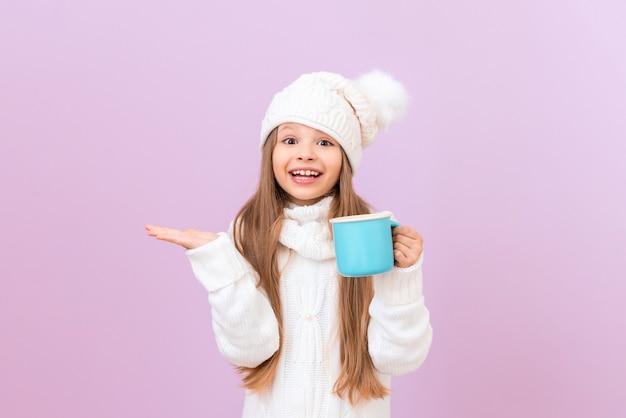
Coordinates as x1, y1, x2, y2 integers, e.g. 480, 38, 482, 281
232, 129, 389, 404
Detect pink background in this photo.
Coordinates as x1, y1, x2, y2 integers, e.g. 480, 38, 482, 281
2, 0, 625, 417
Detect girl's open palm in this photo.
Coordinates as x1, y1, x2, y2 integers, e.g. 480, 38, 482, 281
145, 224, 218, 250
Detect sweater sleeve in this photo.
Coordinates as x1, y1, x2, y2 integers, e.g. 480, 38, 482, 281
185, 233, 280, 368
367, 253, 433, 375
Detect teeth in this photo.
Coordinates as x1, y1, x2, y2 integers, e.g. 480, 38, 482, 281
292, 170, 319, 177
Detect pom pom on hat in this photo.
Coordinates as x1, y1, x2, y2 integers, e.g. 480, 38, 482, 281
260, 70, 409, 173
355, 70, 410, 134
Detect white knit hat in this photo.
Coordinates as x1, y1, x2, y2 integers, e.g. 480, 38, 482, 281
260, 70, 409, 173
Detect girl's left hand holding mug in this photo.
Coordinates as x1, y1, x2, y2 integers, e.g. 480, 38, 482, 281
145, 224, 218, 250
392, 226, 423, 268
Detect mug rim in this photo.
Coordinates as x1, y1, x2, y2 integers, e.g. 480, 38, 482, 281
329, 211, 393, 224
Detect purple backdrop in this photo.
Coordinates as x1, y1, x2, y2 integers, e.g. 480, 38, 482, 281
2, 0, 625, 417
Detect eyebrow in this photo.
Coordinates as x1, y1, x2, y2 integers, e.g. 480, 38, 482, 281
278, 123, 297, 132
277, 124, 335, 143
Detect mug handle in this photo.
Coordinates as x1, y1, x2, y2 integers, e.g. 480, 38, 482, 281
390, 220, 400, 227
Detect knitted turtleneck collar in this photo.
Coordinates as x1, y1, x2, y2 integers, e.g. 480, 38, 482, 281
279, 196, 335, 261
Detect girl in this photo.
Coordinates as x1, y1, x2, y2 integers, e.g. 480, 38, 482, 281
146, 70, 433, 417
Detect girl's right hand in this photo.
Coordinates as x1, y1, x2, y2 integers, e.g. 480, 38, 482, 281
145, 224, 219, 250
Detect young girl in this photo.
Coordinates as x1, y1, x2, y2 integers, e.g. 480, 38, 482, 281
146, 70, 433, 417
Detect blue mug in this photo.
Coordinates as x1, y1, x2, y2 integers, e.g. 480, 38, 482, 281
329, 211, 400, 277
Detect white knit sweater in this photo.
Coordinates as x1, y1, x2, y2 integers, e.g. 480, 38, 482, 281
186, 197, 433, 418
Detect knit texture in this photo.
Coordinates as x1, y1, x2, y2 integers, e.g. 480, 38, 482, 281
186, 197, 433, 417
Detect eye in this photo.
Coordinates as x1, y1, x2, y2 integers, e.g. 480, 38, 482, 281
317, 139, 334, 147
281, 137, 297, 145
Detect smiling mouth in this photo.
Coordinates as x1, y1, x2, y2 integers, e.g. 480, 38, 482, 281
290, 170, 320, 178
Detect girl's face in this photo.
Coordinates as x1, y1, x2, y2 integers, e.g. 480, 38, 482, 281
272, 123, 343, 206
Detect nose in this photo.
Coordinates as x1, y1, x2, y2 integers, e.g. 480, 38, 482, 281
297, 142, 316, 161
